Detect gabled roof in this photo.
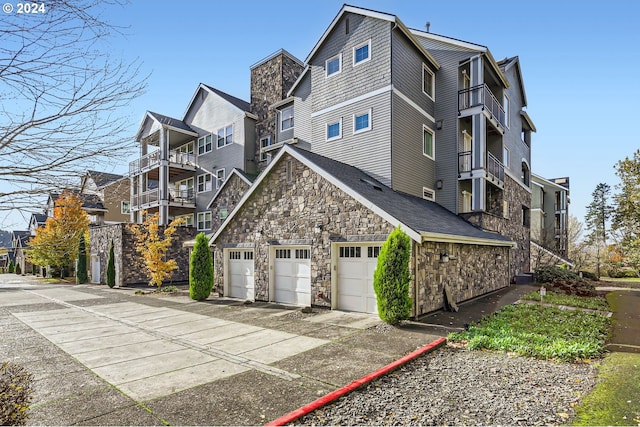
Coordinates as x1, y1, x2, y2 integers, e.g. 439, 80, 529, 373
250, 48, 303, 70
11, 231, 30, 249
289, 4, 440, 97
206, 168, 254, 210
30, 213, 47, 226
498, 56, 528, 106
211, 146, 513, 247
199, 84, 251, 113
49, 192, 107, 212
85, 170, 125, 188
135, 111, 198, 141
410, 28, 510, 89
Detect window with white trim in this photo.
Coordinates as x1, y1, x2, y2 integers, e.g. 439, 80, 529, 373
503, 93, 510, 128
423, 64, 435, 99
326, 119, 342, 141
197, 134, 212, 155
177, 214, 194, 227
353, 109, 371, 134
280, 106, 294, 131
422, 187, 435, 201
219, 208, 228, 220
423, 125, 435, 160
503, 146, 510, 169
121, 201, 130, 214
178, 141, 194, 154
259, 136, 271, 161
197, 174, 212, 193
326, 54, 342, 77
353, 40, 370, 66
175, 177, 194, 200
197, 212, 212, 230
216, 168, 225, 189
217, 125, 233, 148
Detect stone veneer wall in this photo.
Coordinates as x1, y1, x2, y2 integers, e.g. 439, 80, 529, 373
90, 224, 197, 286
213, 153, 394, 307
209, 175, 251, 233
413, 241, 510, 316
461, 175, 531, 279
250, 53, 303, 170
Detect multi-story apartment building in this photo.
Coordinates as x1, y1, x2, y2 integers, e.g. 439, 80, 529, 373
531, 174, 570, 266
79, 171, 131, 224
129, 84, 258, 231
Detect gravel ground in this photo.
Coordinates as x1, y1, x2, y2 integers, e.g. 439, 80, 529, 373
296, 346, 598, 426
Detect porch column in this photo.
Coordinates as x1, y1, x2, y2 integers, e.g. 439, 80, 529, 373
158, 128, 169, 225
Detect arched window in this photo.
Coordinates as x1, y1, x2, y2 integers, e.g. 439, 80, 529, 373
521, 161, 530, 186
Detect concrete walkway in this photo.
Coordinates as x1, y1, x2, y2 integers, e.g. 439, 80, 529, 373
0, 275, 442, 425
604, 288, 640, 354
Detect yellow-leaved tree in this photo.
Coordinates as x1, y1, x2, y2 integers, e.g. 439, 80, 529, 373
27, 191, 90, 277
129, 212, 184, 287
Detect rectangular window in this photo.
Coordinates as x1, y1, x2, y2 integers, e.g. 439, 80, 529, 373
367, 246, 381, 258
178, 141, 194, 154
286, 160, 292, 183
177, 214, 194, 227
422, 187, 435, 202
217, 125, 233, 148
326, 119, 342, 141
216, 168, 225, 189
197, 134, 212, 155
423, 125, 435, 160
339, 246, 362, 258
244, 251, 254, 260
121, 201, 130, 214
423, 64, 435, 99
197, 211, 212, 230
503, 146, 510, 169
276, 248, 291, 259
503, 94, 510, 128
295, 249, 310, 259
280, 106, 294, 131
229, 250, 241, 260
353, 40, 370, 66
175, 178, 194, 200
259, 136, 271, 161
326, 54, 341, 77
197, 174, 212, 193
219, 208, 228, 220
353, 109, 371, 134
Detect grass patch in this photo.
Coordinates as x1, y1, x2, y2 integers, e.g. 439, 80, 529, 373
521, 291, 610, 311
448, 304, 610, 362
573, 352, 640, 425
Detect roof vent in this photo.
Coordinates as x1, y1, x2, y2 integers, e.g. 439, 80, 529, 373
425, 21, 431, 32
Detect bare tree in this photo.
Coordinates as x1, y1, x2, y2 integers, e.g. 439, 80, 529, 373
0, 0, 146, 223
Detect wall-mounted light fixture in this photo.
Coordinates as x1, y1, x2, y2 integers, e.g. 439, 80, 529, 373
496, 254, 502, 260
440, 252, 449, 263
255, 229, 262, 239
314, 223, 323, 233
436, 179, 443, 190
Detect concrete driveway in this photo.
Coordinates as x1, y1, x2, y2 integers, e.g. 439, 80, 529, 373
0, 275, 443, 425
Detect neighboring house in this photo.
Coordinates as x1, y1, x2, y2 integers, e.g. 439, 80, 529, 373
211, 145, 514, 316
530, 174, 571, 268
11, 230, 31, 274
80, 170, 131, 224
29, 213, 47, 236
274, 5, 534, 280
47, 191, 108, 226
130, 84, 260, 232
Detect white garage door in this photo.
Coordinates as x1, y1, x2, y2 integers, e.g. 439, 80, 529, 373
337, 245, 381, 314
228, 249, 254, 300
274, 248, 311, 306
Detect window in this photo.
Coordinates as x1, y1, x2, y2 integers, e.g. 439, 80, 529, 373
326, 119, 342, 141
326, 54, 341, 77
353, 40, 370, 66
503, 201, 509, 219
503, 94, 510, 128
217, 125, 233, 148
423, 64, 435, 99
259, 136, 271, 161
280, 106, 294, 131
339, 246, 361, 258
522, 206, 530, 227
295, 249, 310, 259
177, 141, 194, 154
503, 146, 510, 169
423, 125, 435, 160
197, 134, 212, 155
276, 248, 291, 259
286, 160, 292, 183
175, 178, 194, 200
422, 187, 435, 201
197, 212, 212, 230
121, 201, 130, 214
197, 174, 212, 193
216, 169, 225, 189
367, 246, 381, 258
353, 110, 371, 134
219, 208, 228, 220
177, 214, 194, 227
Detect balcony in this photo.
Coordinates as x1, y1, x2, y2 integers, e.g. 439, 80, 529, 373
129, 149, 196, 178
458, 150, 504, 187
458, 84, 506, 130
131, 188, 196, 211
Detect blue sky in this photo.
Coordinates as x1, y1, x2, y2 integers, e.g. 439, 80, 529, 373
4, 0, 639, 231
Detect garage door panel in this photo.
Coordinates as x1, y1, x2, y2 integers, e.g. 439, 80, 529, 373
228, 250, 254, 300
274, 248, 311, 306
337, 245, 381, 314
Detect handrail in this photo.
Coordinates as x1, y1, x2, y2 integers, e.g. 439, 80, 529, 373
129, 150, 195, 175
458, 84, 506, 128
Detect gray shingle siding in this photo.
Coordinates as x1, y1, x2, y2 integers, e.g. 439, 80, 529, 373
310, 13, 392, 112
293, 73, 312, 148
501, 64, 531, 182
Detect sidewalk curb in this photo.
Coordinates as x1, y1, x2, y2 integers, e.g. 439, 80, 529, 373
265, 336, 447, 426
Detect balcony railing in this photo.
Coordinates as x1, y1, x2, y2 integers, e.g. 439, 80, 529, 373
458, 84, 506, 129
487, 152, 504, 183
458, 151, 472, 174
131, 188, 195, 210
129, 150, 196, 175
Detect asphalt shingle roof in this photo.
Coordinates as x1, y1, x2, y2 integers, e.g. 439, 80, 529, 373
290, 147, 511, 244
87, 171, 125, 188
147, 112, 195, 133
50, 192, 106, 211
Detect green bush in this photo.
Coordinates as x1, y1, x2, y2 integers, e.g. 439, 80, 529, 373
0, 361, 34, 426
7, 260, 14, 274
189, 233, 214, 301
106, 241, 115, 288
373, 226, 412, 324
607, 266, 638, 278
76, 234, 88, 284
535, 265, 581, 283
579, 270, 599, 281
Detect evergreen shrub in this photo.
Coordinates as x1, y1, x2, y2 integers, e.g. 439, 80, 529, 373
189, 232, 214, 301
